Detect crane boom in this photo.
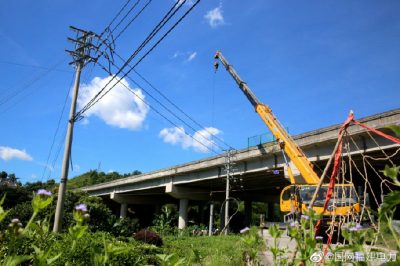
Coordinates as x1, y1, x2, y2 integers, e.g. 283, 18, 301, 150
214, 51, 320, 184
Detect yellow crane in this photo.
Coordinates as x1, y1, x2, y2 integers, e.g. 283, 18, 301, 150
214, 51, 360, 222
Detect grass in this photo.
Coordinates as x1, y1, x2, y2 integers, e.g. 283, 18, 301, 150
163, 235, 249, 265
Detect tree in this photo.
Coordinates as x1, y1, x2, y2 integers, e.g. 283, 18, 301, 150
0, 171, 7, 182
8, 173, 18, 184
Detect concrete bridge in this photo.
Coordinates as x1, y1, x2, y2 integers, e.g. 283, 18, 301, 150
82, 109, 400, 230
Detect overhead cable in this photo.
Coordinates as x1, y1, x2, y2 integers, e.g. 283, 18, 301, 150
94, 40, 234, 151
0, 59, 66, 111
40, 72, 75, 181
96, 61, 220, 154
76, 0, 186, 117
76, 0, 200, 119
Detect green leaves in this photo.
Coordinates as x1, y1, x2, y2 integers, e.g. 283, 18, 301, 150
388, 125, 400, 137
0, 193, 9, 222
32, 194, 52, 213
381, 165, 400, 186
379, 191, 400, 219
31, 245, 61, 266
268, 224, 282, 239
1, 255, 32, 266
156, 253, 187, 266
69, 224, 88, 240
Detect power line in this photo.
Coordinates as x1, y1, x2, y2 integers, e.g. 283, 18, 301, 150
113, 0, 153, 42
95, 43, 234, 151
76, 0, 200, 119
77, 0, 187, 117
47, 125, 68, 180
133, 69, 234, 150
40, 72, 75, 181
93, 41, 230, 152
99, 0, 133, 38
0, 60, 72, 73
96, 61, 220, 154
83, 0, 226, 152
0, 59, 66, 110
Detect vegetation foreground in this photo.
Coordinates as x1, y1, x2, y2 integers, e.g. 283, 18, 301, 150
0, 190, 265, 265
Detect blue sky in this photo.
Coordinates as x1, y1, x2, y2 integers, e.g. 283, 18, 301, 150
0, 0, 399, 184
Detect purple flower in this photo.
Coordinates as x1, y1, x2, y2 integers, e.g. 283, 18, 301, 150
316, 236, 323, 240
75, 203, 88, 212
355, 224, 362, 230
325, 251, 334, 259
349, 227, 359, 232
11, 218, 20, 224
354, 252, 364, 261
37, 189, 52, 197
272, 170, 280, 175
301, 215, 309, 220
290, 222, 296, 227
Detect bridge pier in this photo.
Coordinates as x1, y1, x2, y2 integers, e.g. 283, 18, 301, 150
120, 203, 127, 218
178, 199, 189, 229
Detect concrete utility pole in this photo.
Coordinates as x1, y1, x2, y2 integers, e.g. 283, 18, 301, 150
223, 149, 235, 235
53, 27, 97, 232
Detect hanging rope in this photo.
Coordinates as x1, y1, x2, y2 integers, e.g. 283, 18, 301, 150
315, 112, 400, 264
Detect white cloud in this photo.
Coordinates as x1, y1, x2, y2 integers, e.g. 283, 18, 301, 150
159, 126, 221, 153
204, 6, 224, 28
171, 51, 197, 62
77, 76, 149, 130
172, 51, 180, 58
0, 146, 33, 161
187, 52, 197, 62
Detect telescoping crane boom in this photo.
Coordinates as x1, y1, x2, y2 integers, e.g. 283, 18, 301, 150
214, 51, 319, 185
214, 51, 361, 221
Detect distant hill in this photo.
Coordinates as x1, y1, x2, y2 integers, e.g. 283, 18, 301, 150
68, 170, 141, 189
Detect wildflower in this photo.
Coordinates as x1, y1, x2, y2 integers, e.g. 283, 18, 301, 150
348, 225, 360, 232
290, 222, 296, 227
37, 189, 52, 197
8, 218, 23, 235
325, 251, 334, 260
355, 223, 362, 230
354, 252, 364, 262
75, 203, 88, 213
32, 189, 53, 212
9, 218, 22, 228
316, 236, 323, 240
301, 215, 309, 220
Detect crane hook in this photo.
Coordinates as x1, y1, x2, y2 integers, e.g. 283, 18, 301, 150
214, 61, 219, 73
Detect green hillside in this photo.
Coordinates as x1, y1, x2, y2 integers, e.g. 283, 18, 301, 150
68, 170, 141, 189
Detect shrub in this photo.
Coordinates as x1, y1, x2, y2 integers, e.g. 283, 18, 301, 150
77, 195, 116, 232
111, 217, 140, 237
134, 229, 163, 246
